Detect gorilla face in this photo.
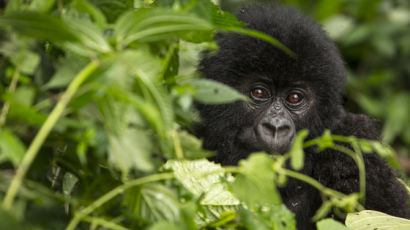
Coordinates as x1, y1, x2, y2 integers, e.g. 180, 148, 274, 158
197, 4, 346, 164
236, 79, 314, 154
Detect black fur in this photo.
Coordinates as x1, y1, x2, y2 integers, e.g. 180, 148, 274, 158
196, 4, 410, 229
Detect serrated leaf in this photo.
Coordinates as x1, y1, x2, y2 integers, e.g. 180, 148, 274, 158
346, 210, 410, 230
63, 17, 112, 54
191, 79, 248, 104
108, 128, 154, 173
232, 153, 281, 208
317, 218, 350, 230
289, 129, 308, 170
44, 55, 88, 89
138, 184, 180, 222
164, 159, 239, 206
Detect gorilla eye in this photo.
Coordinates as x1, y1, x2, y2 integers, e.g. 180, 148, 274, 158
251, 87, 270, 100
287, 92, 303, 104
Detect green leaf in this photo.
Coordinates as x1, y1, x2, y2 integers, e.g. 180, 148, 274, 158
138, 184, 180, 222
346, 210, 410, 230
11, 86, 35, 106
191, 79, 249, 104
178, 131, 213, 159
238, 205, 296, 230
382, 93, 409, 143
89, 0, 133, 23
164, 159, 239, 206
108, 128, 154, 173
63, 17, 112, 54
73, 0, 107, 28
289, 129, 308, 170
317, 218, 350, 230
232, 153, 281, 208
29, 0, 55, 12
114, 8, 213, 47
10, 49, 40, 75
225, 27, 295, 57
0, 129, 26, 165
0, 208, 23, 230
0, 11, 79, 43
44, 55, 88, 89
62, 172, 78, 196
149, 222, 180, 230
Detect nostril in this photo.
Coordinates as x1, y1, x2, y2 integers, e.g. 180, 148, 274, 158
262, 123, 290, 136
277, 125, 290, 133
262, 123, 276, 134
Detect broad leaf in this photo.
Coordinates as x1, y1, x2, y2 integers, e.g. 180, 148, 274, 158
164, 159, 239, 206
0, 129, 26, 165
191, 79, 249, 104
0, 11, 78, 43
231, 153, 281, 208
108, 128, 154, 173
346, 210, 410, 230
114, 8, 213, 47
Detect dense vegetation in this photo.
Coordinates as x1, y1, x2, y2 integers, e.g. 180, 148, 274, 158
0, 0, 408, 229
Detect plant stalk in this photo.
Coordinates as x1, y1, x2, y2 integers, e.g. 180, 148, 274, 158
0, 68, 20, 127
2, 61, 100, 210
65, 172, 174, 230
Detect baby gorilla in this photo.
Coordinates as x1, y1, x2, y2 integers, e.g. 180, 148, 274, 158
196, 3, 410, 230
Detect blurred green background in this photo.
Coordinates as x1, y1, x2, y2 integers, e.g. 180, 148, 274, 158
220, 0, 410, 175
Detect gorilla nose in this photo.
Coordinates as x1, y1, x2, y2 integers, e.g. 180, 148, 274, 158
262, 121, 291, 138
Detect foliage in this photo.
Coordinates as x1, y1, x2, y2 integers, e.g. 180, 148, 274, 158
0, 0, 408, 230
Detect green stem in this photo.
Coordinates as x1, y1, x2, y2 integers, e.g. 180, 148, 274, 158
2, 61, 100, 210
172, 130, 184, 159
82, 216, 129, 230
351, 140, 366, 204
65, 172, 174, 230
330, 143, 366, 204
0, 68, 20, 127
276, 167, 346, 198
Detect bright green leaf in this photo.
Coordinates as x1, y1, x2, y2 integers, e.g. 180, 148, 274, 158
290, 129, 308, 170
108, 128, 154, 173
232, 153, 281, 208
164, 159, 239, 206
191, 79, 249, 104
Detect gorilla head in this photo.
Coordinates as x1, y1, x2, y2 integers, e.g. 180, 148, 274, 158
197, 4, 347, 164
196, 4, 410, 229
